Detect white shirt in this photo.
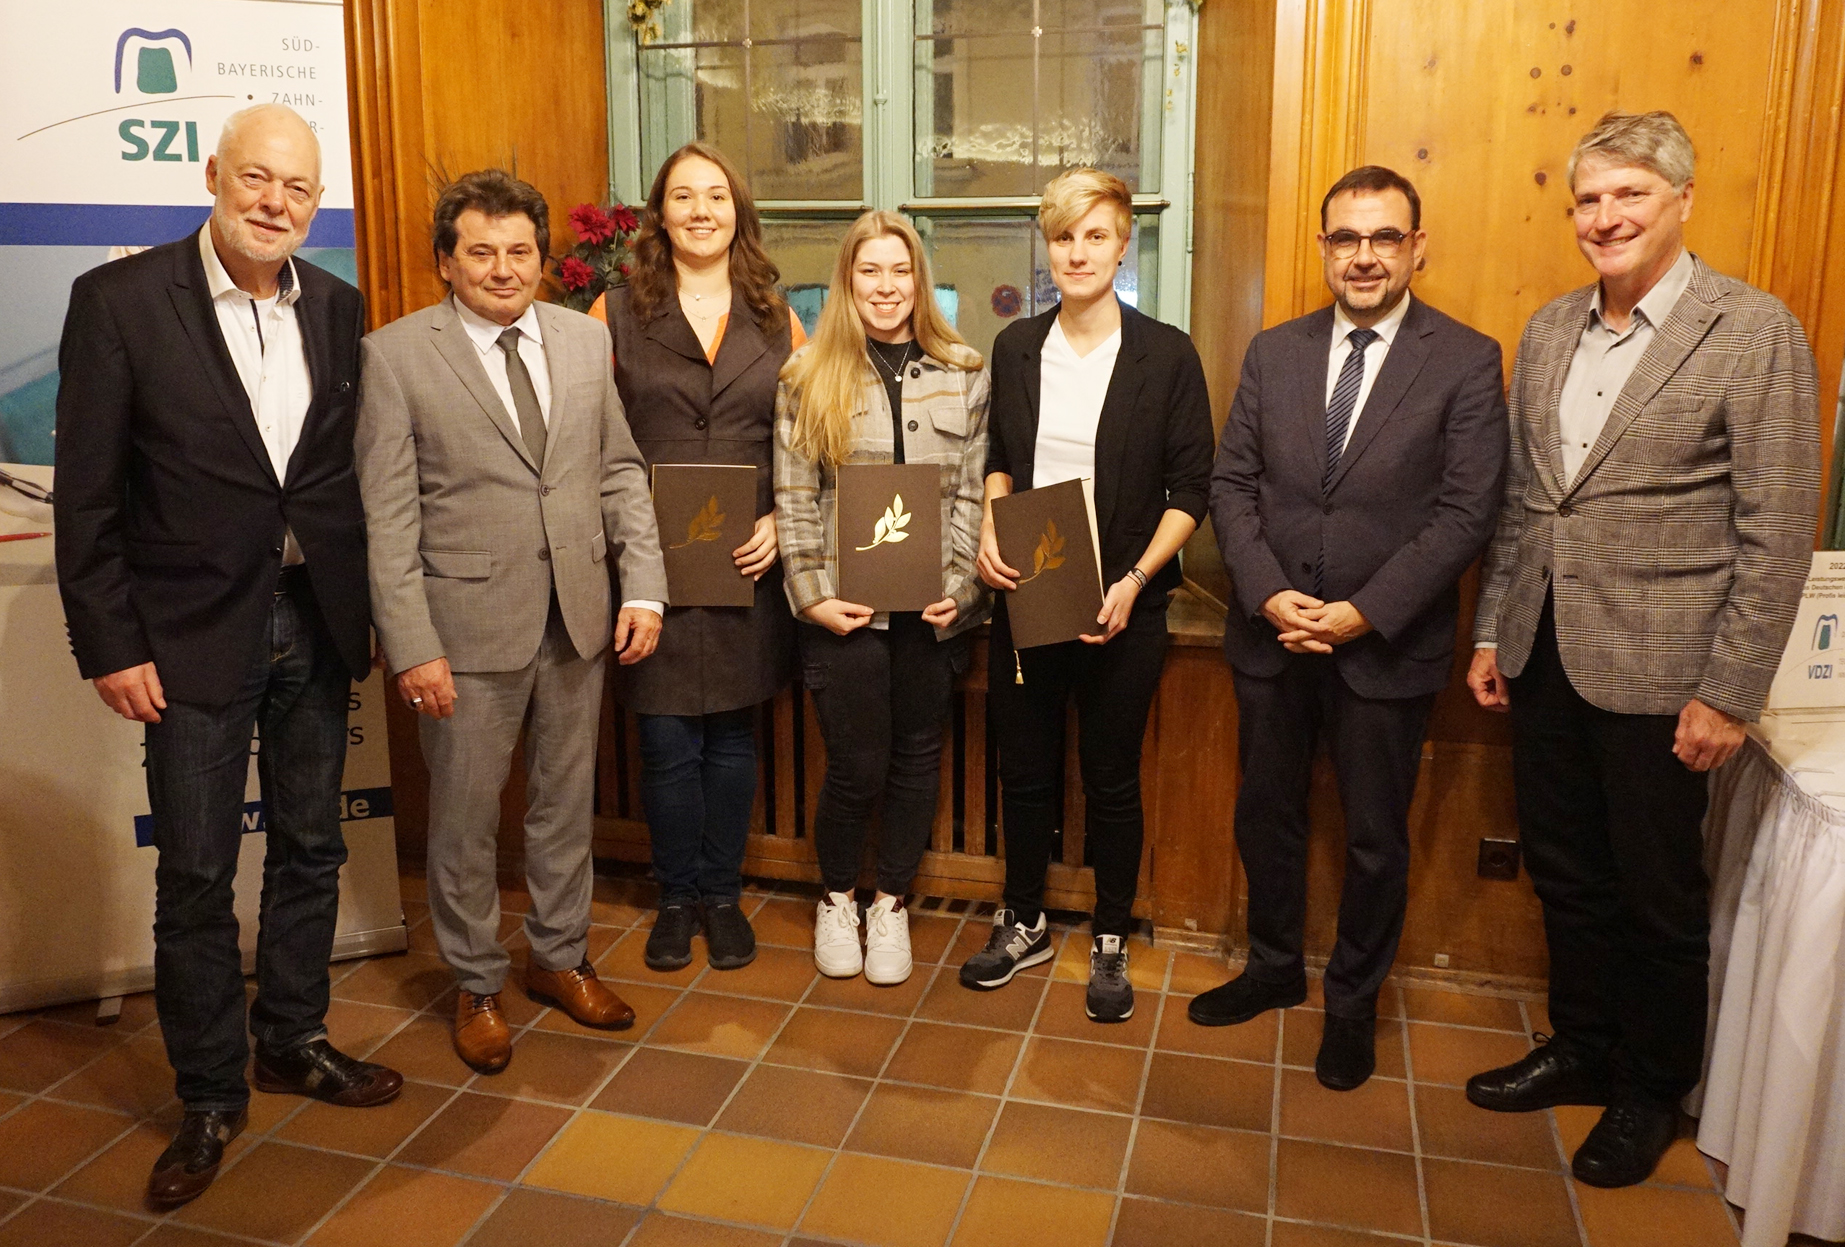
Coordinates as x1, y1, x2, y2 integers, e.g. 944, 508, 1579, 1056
1557, 248, 1694, 485
450, 296, 661, 617
1034, 319, 1122, 486
452, 297, 552, 433
199, 225, 309, 564
1325, 291, 1413, 453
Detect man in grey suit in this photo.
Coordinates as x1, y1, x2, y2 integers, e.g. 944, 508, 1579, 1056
1196, 166, 1508, 1090
1465, 112, 1820, 1187
356, 170, 668, 1074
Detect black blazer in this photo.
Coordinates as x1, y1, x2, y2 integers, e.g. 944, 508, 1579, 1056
1209, 297, 1508, 699
985, 301, 1214, 600
54, 234, 370, 706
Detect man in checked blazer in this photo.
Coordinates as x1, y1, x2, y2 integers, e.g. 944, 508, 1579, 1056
1466, 113, 1821, 1187
355, 170, 668, 1074
1197, 166, 1507, 1090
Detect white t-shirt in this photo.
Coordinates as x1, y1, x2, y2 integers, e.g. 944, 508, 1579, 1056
1032, 319, 1122, 487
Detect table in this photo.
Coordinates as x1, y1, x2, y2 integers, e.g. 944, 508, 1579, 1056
1698, 718, 1845, 1247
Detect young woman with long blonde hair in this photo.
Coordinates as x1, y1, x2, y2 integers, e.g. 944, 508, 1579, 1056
773, 211, 989, 985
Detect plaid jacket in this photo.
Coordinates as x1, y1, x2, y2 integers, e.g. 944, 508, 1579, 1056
773, 347, 992, 639
1475, 254, 1820, 720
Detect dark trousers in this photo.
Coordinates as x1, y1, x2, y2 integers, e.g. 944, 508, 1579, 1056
800, 614, 964, 895
637, 708, 757, 906
1509, 598, 1712, 1105
1231, 656, 1434, 1018
144, 575, 351, 1112
989, 599, 1169, 937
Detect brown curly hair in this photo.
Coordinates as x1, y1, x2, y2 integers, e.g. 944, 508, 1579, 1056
627, 142, 785, 334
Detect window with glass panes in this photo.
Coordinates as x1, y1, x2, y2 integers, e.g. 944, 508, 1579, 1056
606, 0, 1198, 355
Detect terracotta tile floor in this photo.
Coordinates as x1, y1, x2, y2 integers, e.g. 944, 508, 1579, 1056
0, 868, 1768, 1247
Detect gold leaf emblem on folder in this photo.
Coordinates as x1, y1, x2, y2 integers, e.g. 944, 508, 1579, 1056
1018, 519, 1066, 584
670, 495, 725, 549
855, 493, 913, 551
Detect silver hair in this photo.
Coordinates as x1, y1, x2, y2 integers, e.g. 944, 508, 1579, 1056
1567, 110, 1696, 190
214, 102, 318, 162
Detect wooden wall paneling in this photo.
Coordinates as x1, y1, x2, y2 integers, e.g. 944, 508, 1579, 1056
1750, 0, 1845, 515
1148, 644, 1241, 951
1183, 0, 1282, 608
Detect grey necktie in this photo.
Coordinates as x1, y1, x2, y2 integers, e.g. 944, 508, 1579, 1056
496, 328, 547, 468
1324, 327, 1380, 486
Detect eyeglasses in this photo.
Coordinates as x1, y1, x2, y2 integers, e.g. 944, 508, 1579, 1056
0, 468, 53, 506
1324, 229, 1409, 260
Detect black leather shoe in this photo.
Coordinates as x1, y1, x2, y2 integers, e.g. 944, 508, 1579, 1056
1465, 1035, 1611, 1113
1316, 1013, 1376, 1090
1571, 1100, 1680, 1188
253, 1037, 403, 1108
703, 901, 758, 970
147, 1107, 247, 1208
645, 904, 701, 971
1187, 972, 1308, 1027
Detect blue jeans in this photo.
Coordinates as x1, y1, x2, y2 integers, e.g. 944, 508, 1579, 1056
637, 709, 757, 906
144, 579, 351, 1111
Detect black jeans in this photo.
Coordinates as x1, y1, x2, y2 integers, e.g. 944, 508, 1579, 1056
144, 574, 352, 1112
637, 709, 757, 906
800, 615, 964, 895
989, 598, 1169, 937
1509, 597, 1712, 1105
1231, 655, 1434, 1018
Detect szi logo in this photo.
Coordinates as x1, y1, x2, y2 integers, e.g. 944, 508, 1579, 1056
120, 118, 202, 163
115, 28, 203, 163
115, 28, 191, 95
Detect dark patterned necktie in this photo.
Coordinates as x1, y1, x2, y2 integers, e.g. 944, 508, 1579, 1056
1324, 327, 1380, 487
497, 328, 547, 468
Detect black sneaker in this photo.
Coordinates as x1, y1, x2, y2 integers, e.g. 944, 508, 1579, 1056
645, 904, 700, 971
703, 901, 758, 970
1085, 935, 1134, 1022
958, 908, 1053, 989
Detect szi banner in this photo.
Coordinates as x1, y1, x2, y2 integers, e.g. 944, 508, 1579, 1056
0, 0, 353, 246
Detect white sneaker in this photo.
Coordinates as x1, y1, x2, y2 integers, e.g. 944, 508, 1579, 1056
813, 891, 863, 977
863, 895, 913, 985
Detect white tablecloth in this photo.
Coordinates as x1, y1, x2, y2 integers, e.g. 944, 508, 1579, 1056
1698, 722, 1845, 1247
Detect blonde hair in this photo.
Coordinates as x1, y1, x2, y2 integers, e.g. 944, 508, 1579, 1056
1038, 168, 1133, 241
1568, 111, 1696, 191
780, 210, 980, 467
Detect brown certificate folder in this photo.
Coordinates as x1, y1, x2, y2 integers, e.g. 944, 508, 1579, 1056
652, 463, 758, 608
836, 462, 943, 612
991, 478, 1104, 648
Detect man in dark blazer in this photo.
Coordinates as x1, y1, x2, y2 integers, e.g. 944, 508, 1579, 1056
54, 104, 401, 1209
1195, 166, 1508, 1089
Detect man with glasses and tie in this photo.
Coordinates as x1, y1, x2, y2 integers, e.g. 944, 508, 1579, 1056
1196, 166, 1508, 1090
354, 170, 668, 1074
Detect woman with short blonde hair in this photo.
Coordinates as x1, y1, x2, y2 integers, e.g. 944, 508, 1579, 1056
774, 210, 989, 985
959, 168, 1214, 1023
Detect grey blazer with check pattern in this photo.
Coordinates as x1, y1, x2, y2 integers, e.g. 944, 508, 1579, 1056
355, 296, 668, 676
1474, 254, 1820, 721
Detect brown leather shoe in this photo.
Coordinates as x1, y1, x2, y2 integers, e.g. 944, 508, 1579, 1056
454, 991, 512, 1073
526, 960, 635, 1029
147, 1107, 246, 1208
253, 1038, 403, 1107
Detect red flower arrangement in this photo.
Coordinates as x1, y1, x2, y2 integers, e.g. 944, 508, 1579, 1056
553, 200, 641, 312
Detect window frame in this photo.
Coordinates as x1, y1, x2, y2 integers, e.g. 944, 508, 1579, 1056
604, 0, 1199, 329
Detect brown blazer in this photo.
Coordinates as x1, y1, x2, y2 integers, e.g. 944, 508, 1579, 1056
1475, 255, 1820, 720
598, 286, 798, 716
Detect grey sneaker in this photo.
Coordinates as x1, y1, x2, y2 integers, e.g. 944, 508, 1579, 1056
958, 909, 1053, 989
1085, 934, 1133, 1022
